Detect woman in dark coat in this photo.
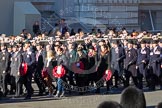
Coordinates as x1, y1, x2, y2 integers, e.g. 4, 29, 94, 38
96, 44, 111, 93
43, 50, 57, 97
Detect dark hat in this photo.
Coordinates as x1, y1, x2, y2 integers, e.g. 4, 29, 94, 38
39, 41, 48, 46
0, 43, 6, 47
17, 41, 23, 45
7, 45, 12, 48
99, 39, 105, 43
24, 40, 31, 44
111, 40, 119, 44
92, 39, 97, 43
1, 43, 4, 47
159, 39, 162, 43
127, 40, 134, 44
36, 43, 41, 46
151, 40, 159, 44
54, 44, 60, 47
145, 39, 151, 44
140, 40, 146, 44
88, 45, 95, 50
70, 42, 77, 46
12, 43, 19, 48
18, 42, 24, 47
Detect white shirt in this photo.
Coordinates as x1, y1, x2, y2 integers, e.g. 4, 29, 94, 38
46, 57, 52, 67
57, 66, 62, 74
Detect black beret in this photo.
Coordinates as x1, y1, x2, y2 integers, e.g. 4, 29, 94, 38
127, 40, 134, 44
24, 40, 31, 44
159, 39, 162, 43
12, 43, 19, 48
36, 43, 41, 46
92, 39, 97, 43
99, 39, 105, 43
88, 45, 95, 50
111, 40, 119, 44
151, 40, 159, 44
140, 40, 146, 44
7, 45, 12, 48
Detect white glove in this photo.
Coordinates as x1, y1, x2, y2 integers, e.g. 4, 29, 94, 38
17, 72, 20, 76
136, 66, 138, 69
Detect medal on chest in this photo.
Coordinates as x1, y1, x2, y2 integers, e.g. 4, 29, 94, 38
141, 49, 146, 54
2, 56, 5, 60
27, 55, 30, 58
128, 52, 131, 57
115, 48, 119, 54
15, 57, 17, 61
150, 52, 153, 56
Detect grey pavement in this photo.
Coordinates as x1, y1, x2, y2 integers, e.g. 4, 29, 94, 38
0, 88, 162, 108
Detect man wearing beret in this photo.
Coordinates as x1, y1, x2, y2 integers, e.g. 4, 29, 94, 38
0, 44, 10, 96
22, 41, 36, 99
124, 40, 138, 88
34, 43, 46, 96
148, 40, 162, 90
111, 40, 125, 88
10, 44, 23, 97
136, 40, 150, 89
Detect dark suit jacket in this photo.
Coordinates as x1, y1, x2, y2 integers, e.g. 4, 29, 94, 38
149, 46, 162, 76
111, 46, 125, 73
10, 51, 22, 76
36, 50, 45, 71
124, 48, 137, 76
137, 47, 150, 75
22, 51, 36, 67
0, 51, 10, 74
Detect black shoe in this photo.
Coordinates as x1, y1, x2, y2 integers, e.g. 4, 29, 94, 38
37, 92, 43, 96
95, 89, 100, 94
112, 85, 118, 89
9, 91, 15, 95
12, 95, 20, 98
24, 96, 31, 100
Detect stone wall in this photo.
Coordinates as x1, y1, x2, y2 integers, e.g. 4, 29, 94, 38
73, 0, 140, 30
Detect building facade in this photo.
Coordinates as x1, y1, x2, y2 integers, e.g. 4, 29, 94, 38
72, 0, 162, 31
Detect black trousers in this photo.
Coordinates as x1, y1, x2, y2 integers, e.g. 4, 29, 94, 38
23, 68, 33, 97
1, 73, 10, 96
12, 76, 22, 96
113, 70, 119, 87
34, 69, 45, 93
124, 70, 138, 88
68, 71, 75, 86
137, 72, 143, 89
